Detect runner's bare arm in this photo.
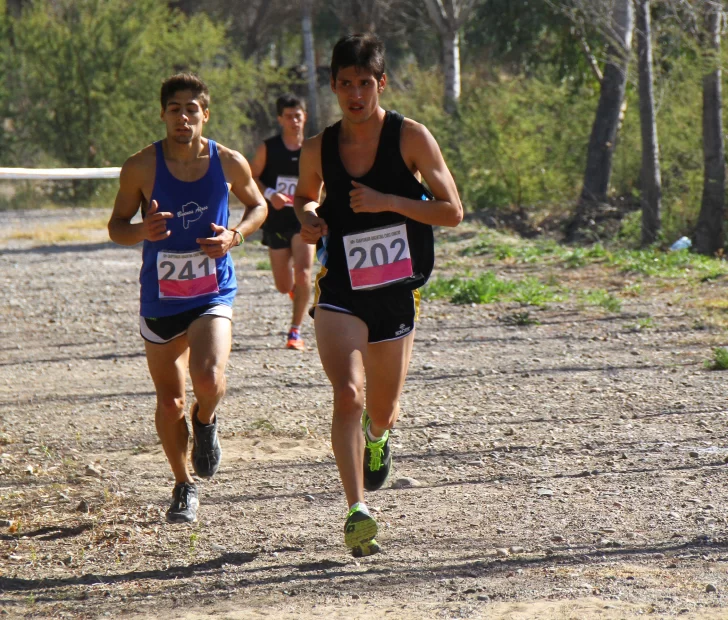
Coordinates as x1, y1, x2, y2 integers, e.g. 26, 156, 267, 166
348, 120, 463, 227
198, 147, 267, 258
108, 152, 173, 246
294, 135, 327, 244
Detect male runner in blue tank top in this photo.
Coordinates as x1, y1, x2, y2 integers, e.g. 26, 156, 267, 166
294, 34, 463, 556
108, 73, 267, 524
250, 94, 315, 350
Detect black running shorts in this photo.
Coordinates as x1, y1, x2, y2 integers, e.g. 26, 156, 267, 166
262, 225, 302, 250
140, 304, 232, 344
311, 280, 420, 344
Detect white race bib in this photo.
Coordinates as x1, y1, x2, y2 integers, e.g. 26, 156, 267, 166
275, 175, 298, 205
157, 250, 219, 300
344, 223, 413, 290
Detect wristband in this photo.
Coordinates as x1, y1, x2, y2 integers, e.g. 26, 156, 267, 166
232, 229, 243, 246
263, 187, 276, 200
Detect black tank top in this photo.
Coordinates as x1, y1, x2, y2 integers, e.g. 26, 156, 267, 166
318, 110, 434, 294
260, 135, 300, 232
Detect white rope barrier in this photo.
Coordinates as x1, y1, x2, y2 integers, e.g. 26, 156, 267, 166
0, 167, 121, 180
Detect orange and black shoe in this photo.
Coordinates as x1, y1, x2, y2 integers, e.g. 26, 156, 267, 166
286, 328, 305, 351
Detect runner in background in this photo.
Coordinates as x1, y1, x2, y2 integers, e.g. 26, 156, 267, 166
250, 94, 314, 350
294, 35, 463, 556
108, 73, 267, 523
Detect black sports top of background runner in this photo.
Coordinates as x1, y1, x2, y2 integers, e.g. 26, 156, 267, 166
318, 110, 434, 294
260, 135, 301, 232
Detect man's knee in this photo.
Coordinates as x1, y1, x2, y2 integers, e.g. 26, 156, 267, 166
294, 266, 311, 289
365, 401, 399, 430
156, 395, 185, 421
192, 364, 226, 400
332, 382, 364, 414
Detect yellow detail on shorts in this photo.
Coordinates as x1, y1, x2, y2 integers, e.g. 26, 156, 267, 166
312, 266, 328, 308
414, 288, 421, 322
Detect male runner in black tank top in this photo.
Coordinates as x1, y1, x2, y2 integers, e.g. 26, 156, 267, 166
294, 34, 463, 557
251, 94, 314, 350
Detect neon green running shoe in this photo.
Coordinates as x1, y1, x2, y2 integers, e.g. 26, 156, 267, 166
344, 503, 380, 556
362, 411, 392, 491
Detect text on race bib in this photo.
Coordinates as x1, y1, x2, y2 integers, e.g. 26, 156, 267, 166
157, 250, 219, 300
344, 223, 413, 290
275, 175, 298, 205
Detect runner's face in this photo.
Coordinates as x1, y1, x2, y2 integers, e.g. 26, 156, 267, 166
331, 66, 385, 123
161, 90, 209, 144
277, 107, 306, 136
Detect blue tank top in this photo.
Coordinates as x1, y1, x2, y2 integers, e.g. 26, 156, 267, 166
139, 139, 236, 317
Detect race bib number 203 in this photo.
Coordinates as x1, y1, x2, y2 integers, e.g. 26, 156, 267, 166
344, 223, 413, 290
157, 250, 219, 299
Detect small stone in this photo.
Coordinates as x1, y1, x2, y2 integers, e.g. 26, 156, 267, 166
706, 584, 718, 593
85, 464, 103, 478
477, 595, 490, 602
495, 548, 510, 557
551, 535, 565, 543
76, 499, 89, 513
391, 477, 421, 489
509, 546, 525, 554
0, 519, 13, 528
210, 543, 226, 552
423, 363, 435, 370
537, 488, 554, 497
689, 451, 700, 458
303, 494, 315, 502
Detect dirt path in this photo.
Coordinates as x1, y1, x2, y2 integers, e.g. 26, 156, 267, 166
2, 208, 728, 619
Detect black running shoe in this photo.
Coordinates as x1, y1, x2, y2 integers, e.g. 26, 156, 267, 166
191, 403, 222, 478
166, 482, 199, 524
362, 411, 392, 491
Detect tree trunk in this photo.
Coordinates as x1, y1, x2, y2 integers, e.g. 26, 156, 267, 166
695, 2, 725, 256
566, 0, 634, 241
301, 0, 319, 136
423, 0, 475, 114
636, 0, 661, 246
443, 27, 461, 114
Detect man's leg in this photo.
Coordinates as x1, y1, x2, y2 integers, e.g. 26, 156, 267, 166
314, 308, 368, 509
144, 337, 192, 484
187, 315, 233, 424
290, 233, 314, 328
364, 331, 415, 437
268, 247, 294, 295
186, 315, 232, 479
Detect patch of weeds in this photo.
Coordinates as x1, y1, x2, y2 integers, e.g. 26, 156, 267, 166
499, 311, 540, 326
252, 419, 275, 433
510, 277, 562, 306
621, 282, 643, 297
700, 269, 726, 283
705, 347, 728, 370
560, 243, 608, 268
582, 289, 622, 313
609, 247, 728, 279
450, 272, 516, 304
189, 531, 199, 553
626, 316, 655, 331
693, 318, 709, 331
256, 260, 271, 271
424, 271, 559, 306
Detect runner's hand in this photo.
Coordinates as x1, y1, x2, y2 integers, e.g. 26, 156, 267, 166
197, 223, 236, 258
142, 200, 173, 241
300, 211, 328, 244
270, 193, 292, 210
350, 181, 392, 214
